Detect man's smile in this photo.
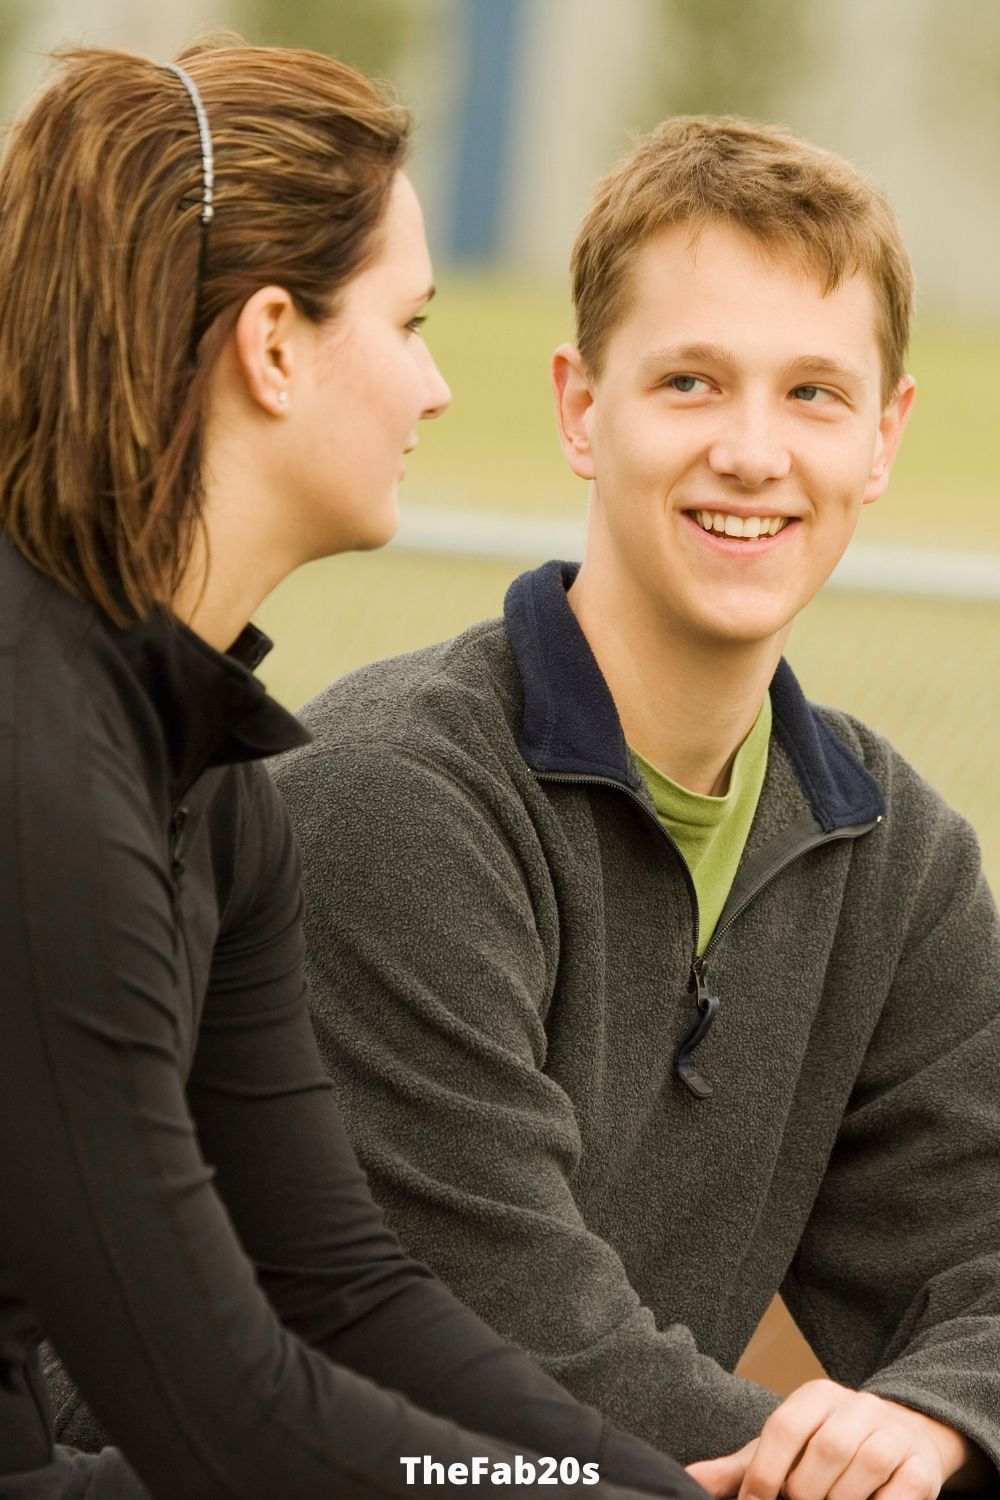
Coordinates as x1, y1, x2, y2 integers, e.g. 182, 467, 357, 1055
681, 508, 800, 549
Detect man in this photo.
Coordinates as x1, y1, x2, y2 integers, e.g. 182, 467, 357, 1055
274, 118, 999, 1500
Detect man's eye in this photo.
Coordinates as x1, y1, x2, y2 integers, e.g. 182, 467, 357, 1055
666, 375, 711, 394
792, 384, 837, 403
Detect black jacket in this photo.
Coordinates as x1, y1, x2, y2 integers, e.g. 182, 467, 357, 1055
0, 534, 705, 1500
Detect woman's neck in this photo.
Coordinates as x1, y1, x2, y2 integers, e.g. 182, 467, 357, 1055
169, 430, 300, 653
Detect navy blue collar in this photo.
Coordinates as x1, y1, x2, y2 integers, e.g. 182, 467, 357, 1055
503, 559, 884, 832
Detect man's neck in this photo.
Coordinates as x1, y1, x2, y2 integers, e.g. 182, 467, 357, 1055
567, 559, 789, 798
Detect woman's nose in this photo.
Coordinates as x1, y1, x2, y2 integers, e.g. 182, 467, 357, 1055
421, 348, 452, 421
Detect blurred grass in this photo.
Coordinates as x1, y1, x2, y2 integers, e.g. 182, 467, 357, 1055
256, 268, 1000, 888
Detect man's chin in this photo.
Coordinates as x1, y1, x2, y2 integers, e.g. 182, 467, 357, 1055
689, 600, 801, 652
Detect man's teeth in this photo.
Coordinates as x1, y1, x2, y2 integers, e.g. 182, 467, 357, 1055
695, 511, 790, 539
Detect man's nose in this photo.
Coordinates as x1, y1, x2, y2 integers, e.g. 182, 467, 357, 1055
706, 401, 792, 488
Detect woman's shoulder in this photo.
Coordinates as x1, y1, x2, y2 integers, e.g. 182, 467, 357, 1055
0, 531, 100, 673
1, 537, 165, 799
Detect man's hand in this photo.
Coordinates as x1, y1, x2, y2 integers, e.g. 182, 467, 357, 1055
687, 1380, 982, 1500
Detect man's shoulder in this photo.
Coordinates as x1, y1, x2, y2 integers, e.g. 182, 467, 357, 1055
811, 700, 896, 779
809, 699, 981, 874
273, 614, 524, 784
812, 700, 941, 809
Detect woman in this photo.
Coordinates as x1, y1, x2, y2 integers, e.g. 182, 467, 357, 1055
0, 39, 706, 1500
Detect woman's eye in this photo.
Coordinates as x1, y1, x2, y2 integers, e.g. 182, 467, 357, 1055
792, 384, 837, 403
406, 315, 427, 334
666, 374, 711, 394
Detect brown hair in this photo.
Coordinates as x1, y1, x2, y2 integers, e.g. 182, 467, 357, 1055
571, 115, 914, 406
0, 40, 410, 623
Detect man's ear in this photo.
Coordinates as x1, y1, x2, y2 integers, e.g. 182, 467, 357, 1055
863, 374, 916, 505
552, 343, 597, 481
232, 285, 297, 418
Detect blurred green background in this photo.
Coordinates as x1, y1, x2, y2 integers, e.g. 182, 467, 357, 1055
3, 0, 1000, 893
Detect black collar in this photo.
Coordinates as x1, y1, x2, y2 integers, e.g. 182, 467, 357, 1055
503, 559, 884, 832
2, 533, 310, 803
111, 606, 310, 801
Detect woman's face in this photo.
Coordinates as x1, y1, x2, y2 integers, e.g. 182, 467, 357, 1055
280, 172, 451, 558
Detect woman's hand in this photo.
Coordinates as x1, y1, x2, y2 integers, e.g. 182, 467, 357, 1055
687, 1380, 982, 1500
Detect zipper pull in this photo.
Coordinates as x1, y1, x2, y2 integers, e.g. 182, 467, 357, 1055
170, 804, 190, 878
675, 957, 720, 1100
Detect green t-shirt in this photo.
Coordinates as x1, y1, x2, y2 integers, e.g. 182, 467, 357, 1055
632, 695, 771, 955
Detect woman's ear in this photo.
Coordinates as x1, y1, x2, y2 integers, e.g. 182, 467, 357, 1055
552, 343, 597, 481
232, 285, 297, 417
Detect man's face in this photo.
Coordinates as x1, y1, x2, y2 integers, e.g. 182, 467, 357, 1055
554, 221, 914, 648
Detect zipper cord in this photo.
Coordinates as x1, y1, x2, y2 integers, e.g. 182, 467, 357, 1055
676, 957, 720, 1099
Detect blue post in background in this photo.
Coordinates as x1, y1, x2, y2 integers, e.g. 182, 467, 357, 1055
448, 0, 526, 261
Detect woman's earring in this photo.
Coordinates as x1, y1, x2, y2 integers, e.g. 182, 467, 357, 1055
277, 389, 289, 410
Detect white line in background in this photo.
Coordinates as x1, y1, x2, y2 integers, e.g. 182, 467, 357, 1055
391, 506, 1000, 603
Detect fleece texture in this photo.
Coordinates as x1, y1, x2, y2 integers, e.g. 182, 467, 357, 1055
273, 561, 1000, 1473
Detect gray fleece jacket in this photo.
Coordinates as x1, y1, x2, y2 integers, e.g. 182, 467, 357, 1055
274, 560, 1000, 1474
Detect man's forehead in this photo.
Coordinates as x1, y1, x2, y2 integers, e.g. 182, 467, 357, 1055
632, 220, 869, 298
617, 222, 882, 370
636, 216, 826, 277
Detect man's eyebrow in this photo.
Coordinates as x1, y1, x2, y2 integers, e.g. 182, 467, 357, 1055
638, 342, 868, 387
638, 342, 734, 374
783, 353, 868, 387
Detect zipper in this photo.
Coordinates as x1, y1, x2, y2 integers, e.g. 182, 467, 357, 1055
536, 770, 880, 1099
169, 803, 190, 880
536, 769, 703, 950
699, 817, 881, 968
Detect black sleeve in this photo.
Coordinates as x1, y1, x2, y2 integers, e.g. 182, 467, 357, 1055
2, 675, 701, 1500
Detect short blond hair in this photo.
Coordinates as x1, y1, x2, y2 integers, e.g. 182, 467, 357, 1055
572, 116, 914, 405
